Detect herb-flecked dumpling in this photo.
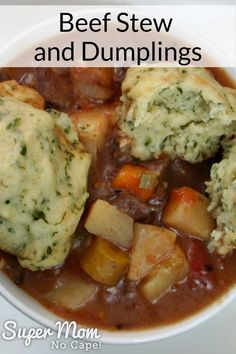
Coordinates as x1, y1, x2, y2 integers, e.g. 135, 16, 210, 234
0, 96, 91, 270
207, 138, 236, 255
118, 67, 236, 163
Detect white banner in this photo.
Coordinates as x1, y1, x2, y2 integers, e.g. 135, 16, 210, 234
0, 5, 235, 67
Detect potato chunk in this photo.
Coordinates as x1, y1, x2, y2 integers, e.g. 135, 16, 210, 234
162, 187, 215, 239
0, 80, 44, 109
79, 237, 130, 286
128, 223, 176, 281
46, 272, 97, 310
84, 199, 134, 249
71, 107, 114, 160
140, 245, 188, 303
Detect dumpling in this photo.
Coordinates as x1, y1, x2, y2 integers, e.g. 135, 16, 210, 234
118, 67, 236, 163
0, 94, 90, 270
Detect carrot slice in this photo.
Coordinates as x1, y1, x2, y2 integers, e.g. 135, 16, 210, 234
112, 164, 158, 202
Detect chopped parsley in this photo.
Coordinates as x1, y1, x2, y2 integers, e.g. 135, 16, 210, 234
64, 126, 70, 134
6, 117, 21, 130
20, 143, 27, 156
47, 246, 52, 255
32, 210, 48, 223
177, 86, 183, 94
144, 136, 152, 146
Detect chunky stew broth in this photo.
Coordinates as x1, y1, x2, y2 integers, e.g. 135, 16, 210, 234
0, 68, 236, 331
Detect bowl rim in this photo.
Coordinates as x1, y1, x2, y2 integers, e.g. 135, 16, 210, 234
1, 271, 236, 344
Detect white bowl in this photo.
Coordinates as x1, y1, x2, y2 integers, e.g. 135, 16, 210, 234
0, 11, 236, 345
1, 269, 236, 345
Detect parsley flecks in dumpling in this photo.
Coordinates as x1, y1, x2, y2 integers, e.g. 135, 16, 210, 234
0, 96, 91, 270
118, 67, 236, 163
207, 139, 236, 255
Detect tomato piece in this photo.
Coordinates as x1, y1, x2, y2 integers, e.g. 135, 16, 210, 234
182, 236, 216, 290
